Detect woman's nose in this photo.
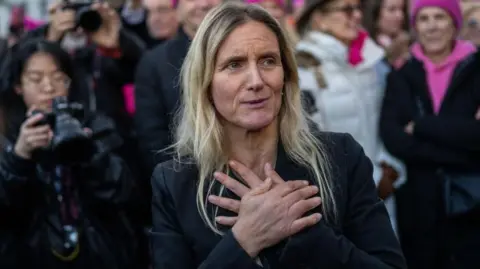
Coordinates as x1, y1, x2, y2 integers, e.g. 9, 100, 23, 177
41, 78, 55, 93
246, 65, 265, 91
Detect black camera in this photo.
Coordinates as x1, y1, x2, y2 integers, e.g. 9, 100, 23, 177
32, 96, 96, 165
64, 0, 102, 33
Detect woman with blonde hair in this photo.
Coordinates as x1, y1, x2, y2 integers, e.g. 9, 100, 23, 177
151, 2, 406, 268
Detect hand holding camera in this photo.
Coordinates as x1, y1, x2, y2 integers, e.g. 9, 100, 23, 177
14, 108, 54, 160
15, 97, 96, 164
47, 0, 121, 48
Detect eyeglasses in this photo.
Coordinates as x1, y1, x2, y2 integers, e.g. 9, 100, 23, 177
22, 72, 71, 90
468, 18, 479, 30
324, 4, 362, 16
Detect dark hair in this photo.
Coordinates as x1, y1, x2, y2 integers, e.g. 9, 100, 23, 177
0, 39, 86, 142
362, 0, 409, 41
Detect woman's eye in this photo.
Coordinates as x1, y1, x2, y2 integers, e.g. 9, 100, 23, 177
262, 58, 276, 66
227, 61, 241, 70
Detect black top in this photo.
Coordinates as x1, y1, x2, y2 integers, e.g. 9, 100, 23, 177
151, 132, 407, 269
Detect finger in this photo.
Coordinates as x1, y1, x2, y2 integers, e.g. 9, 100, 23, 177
283, 185, 319, 206
26, 106, 39, 117
289, 213, 322, 236
264, 163, 285, 185
250, 177, 273, 196
26, 134, 51, 147
208, 195, 240, 213
229, 160, 263, 189
289, 197, 322, 219
27, 125, 51, 135
23, 114, 45, 128
213, 172, 250, 198
215, 216, 238, 226
273, 180, 309, 197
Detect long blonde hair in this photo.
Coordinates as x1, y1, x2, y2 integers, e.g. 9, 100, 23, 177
173, 2, 336, 234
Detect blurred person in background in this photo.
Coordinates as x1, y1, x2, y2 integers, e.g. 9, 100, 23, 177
362, 0, 411, 68
134, 0, 222, 178
460, 5, 480, 46
120, 0, 178, 48
19, 1, 148, 267
380, 0, 480, 268
143, 0, 179, 46
295, 0, 406, 234
7, 5, 45, 47
245, 0, 300, 43
23, 0, 145, 178
0, 39, 137, 269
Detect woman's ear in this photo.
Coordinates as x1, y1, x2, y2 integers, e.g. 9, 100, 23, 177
14, 85, 23, 95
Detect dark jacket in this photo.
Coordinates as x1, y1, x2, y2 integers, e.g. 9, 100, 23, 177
151, 132, 407, 269
380, 52, 480, 269
0, 114, 137, 269
134, 28, 190, 175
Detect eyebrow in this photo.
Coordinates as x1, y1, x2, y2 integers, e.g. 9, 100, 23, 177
217, 50, 281, 66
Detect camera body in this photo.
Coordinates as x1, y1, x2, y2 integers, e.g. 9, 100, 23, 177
64, 0, 102, 33
32, 96, 96, 165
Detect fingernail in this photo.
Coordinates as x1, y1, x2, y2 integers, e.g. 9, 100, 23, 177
229, 160, 236, 167
303, 180, 309, 185
215, 216, 223, 222
208, 195, 217, 202
265, 163, 272, 170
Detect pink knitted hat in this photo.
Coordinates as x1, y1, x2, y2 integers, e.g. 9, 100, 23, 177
410, 0, 463, 29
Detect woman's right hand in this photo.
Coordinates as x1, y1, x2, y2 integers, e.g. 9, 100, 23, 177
232, 177, 322, 257
14, 113, 53, 160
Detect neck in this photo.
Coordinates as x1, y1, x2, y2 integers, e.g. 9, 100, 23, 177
224, 121, 279, 179
426, 45, 453, 64
182, 24, 196, 40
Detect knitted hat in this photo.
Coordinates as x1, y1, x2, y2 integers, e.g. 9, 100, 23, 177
410, 0, 463, 30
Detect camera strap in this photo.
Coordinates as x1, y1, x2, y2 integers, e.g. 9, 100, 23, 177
51, 166, 82, 255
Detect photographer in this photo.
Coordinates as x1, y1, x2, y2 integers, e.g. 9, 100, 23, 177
0, 40, 137, 269
22, 0, 145, 168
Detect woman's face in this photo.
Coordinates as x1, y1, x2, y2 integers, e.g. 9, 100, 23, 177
378, 0, 405, 36
210, 21, 284, 131
415, 7, 456, 56
15, 52, 70, 112
312, 0, 362, 44
461, 9, 480, 46
259, 1, 285, 22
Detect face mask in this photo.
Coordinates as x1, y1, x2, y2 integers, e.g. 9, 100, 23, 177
61, 32, 88, 51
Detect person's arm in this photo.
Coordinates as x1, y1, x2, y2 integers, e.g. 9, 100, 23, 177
380, 71, 475, 166
279, 134, 407, 268
151, 164, 262, 269
413, 116, 480, 152
97, 29, 146, 85
134, 49, 172, 173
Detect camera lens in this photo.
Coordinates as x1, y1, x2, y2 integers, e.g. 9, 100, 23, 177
76, 7, 102, 32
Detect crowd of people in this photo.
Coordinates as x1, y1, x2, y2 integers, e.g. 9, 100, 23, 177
0, 0, 479, 268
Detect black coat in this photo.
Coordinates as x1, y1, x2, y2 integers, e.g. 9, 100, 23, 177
151, 132, 407, 269
134, 28, 190, 175
380, 52, 480, 269
0, 114, 137, 269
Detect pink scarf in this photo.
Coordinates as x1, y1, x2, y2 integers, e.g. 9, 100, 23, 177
348, 30, 369, 66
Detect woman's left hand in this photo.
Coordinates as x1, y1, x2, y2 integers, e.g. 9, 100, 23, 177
209, 161, 305, 226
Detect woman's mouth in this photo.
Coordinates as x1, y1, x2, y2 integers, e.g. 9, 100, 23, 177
242, 98, 269, 108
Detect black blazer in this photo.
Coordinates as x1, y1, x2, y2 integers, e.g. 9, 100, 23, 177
151, 132, 407, 269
